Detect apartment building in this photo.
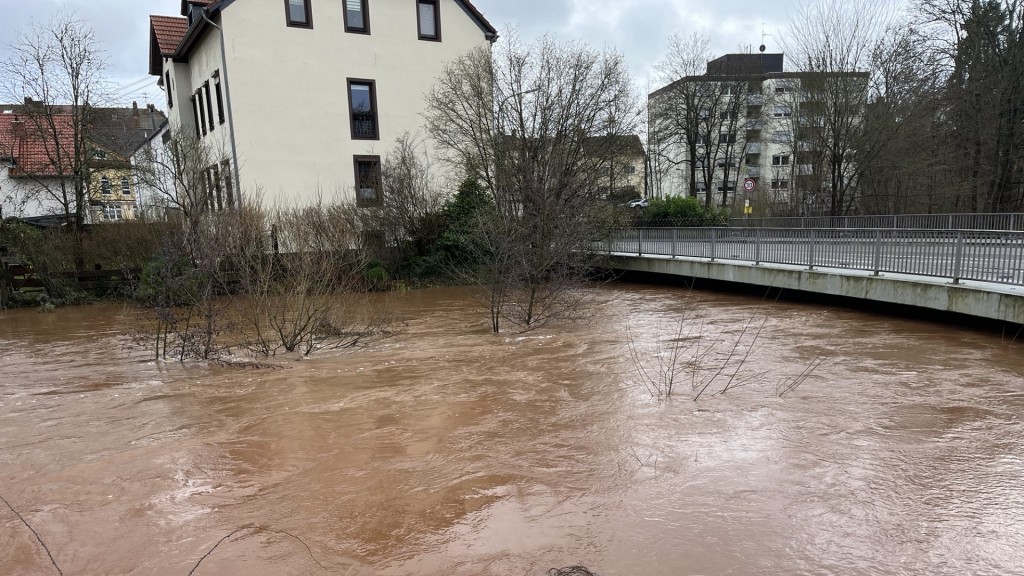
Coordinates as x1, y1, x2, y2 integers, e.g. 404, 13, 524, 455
148, 0, 497, 210
648, 52, 868, 215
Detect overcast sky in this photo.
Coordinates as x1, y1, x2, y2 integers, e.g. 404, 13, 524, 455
0, 0, 802, 108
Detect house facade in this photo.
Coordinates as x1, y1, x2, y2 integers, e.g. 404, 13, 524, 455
149, 0, 497, 210
648, 53, 868, 215
0, 102, 165, 221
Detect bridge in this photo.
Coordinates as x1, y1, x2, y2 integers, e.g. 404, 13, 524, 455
604, 215, 1024, 326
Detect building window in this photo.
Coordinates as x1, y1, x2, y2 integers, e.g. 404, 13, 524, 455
120, 176, 131, 195
719, 111, 738, 121
719, 133, 737, 144
221, 159, 234, 207
285, 0, 312, 28
771, 130, 792, 143
204, 81, 215, 132
196, 89, 207, 136
717, 183, 736, 192
417, 0, 440, 41
716, 157, 738, 168
722, 85, 737, 96
354, 155, 382, 206
695, 181, 708, 192
104, 205, 123, 221
190, 95, 201, 137
100, 176, 112, 195
771, 179, 789, 190
623, 164, 636, 175
347, 79, 378, 140
213, 72, 225, 125
165, 71, 173, 108
206, 163, 223, 211
772, 154, 790, 166
93, 149, 107, 160
345, 0, 369, 33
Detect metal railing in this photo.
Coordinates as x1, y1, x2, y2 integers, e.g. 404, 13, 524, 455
728, 213, 1024, 231
606, 227, 1024, 287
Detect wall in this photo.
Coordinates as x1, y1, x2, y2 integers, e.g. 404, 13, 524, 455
216, 0, 492, 207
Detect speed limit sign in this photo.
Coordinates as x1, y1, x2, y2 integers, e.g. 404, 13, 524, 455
743, 178, 756, 192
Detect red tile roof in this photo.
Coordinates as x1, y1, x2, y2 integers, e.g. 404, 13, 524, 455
151, 15, 188, 57
0, 112, 77, 178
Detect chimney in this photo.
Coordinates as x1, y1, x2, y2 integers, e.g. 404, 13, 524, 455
132, 101, 139, 116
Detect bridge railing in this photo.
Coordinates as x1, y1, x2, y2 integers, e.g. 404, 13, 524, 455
722, 213, 1024, 231
605, 227, 1024, 287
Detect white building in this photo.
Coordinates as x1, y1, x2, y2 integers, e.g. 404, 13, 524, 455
648, 53, 868, 215
149, 0, 497, 210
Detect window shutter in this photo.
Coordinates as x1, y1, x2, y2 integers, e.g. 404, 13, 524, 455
418, 2, 436, 37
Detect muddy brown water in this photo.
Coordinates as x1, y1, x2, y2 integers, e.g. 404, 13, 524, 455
1, 284, 1023, 576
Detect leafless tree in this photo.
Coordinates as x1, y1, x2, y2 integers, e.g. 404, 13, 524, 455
0, 12, 109, 230
426, 34, 641, 332
651, 33, 763, 209
784, 1, 894, 216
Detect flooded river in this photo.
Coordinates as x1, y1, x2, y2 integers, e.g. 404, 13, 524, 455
2, 284, 1024, 575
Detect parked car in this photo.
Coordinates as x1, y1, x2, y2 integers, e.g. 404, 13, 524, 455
627, 198, 649, 208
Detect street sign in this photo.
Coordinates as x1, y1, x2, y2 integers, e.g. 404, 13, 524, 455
743, 178, 756, 192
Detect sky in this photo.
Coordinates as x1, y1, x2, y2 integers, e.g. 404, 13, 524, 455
0, 0, 803, 108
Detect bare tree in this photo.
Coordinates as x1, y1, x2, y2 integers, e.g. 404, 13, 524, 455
426, 34, 641, 332
652, 34, 762, 209
784, 1, 893, 216
0, 12, 109, 230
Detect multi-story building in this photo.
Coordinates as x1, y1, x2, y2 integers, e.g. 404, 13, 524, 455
148, 0, 497, 210
0, 101, 166, 221
648, 52, 868, 215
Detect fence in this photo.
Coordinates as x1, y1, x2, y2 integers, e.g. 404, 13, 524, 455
606, 227, 1024, 287
725, 213, 1024, 231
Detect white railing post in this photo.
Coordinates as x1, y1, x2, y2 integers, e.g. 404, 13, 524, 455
754, 228, 762, 265
872, 229, 882, 275
710, 228, 717, 262
638, 228, 643, 256
808, 229, 816, 270
672, 228, 678, 258
952, 231, 964, 284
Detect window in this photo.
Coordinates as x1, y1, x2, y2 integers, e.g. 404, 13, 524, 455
205, 163, 223, 211
100, 176, 112, 195
722, 85, 737, 96
716, 157, 738, 168
773, 105, 792, 118
285, 0, 312, 28
772, 154, 790, 166
165, 71, 173, 108
93, 149, 107, 160
354, 155, 381, 206
719, 133, 737, 144
771, 179, 789, 190
771, 130, 792, 143
345, 0, 369, 33
719, 111, 738, 121
347, 79, 378, 140
774, 81, 796, 95
204, 81, 215, 132
104, 205, 123, 221
623, 164, 636, 175
190, 95, 201, 137
120, 176, 131, 195
717, 183, 736, 192
196, 89, 207, 136
213, 71, 225, 125
221, 159, 234, 207
695, 181, 707, 192
418, 0, 440, 41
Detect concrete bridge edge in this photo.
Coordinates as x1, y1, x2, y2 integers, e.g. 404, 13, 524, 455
607, 255, 1024, 326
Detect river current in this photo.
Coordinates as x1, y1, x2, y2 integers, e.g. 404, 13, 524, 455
1, 284, 1023, 575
